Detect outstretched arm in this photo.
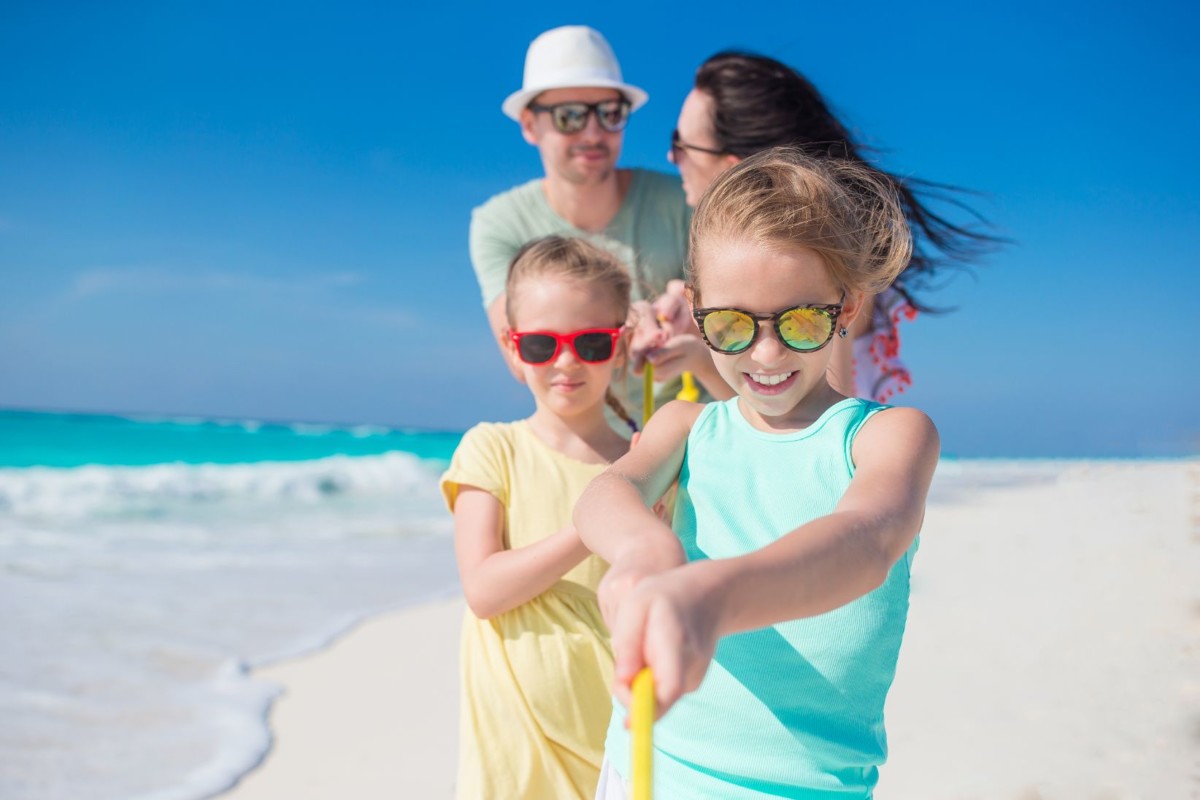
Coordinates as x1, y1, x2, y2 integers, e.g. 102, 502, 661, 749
610, 406, 940, 716
574, 400, 701, 625
453, 486, 592, 619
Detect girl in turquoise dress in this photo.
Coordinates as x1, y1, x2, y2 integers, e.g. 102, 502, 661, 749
576, 148, 941, 799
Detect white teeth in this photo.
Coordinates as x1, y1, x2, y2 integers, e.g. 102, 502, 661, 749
750, 372, 793, 386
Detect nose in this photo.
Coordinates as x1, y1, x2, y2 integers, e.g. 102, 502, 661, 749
553, 341, 582, 369
748, 325, 789, 366
667, 146, 678, 165
578, 109, 608, 139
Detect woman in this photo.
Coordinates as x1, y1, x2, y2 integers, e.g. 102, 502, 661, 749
667, 51, 999, 401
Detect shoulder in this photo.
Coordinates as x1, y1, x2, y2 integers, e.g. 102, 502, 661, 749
471, 178, 544, 221
455, 421, 522, 458
644, 399, 705, 441
443, 422, 526, 510
658, 398, 706, 424
629, 168, 686, 200
852, 405, 940, 469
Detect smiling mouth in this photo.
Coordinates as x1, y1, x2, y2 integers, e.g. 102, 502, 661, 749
746, 371, 797, 394
749, 372, 794, 386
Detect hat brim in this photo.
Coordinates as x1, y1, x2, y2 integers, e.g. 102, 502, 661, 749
502, 79, 649, 122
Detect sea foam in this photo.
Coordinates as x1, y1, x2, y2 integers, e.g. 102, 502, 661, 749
0, 450, 459, 800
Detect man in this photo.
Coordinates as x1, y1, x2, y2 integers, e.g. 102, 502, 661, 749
470, 26, 720, 417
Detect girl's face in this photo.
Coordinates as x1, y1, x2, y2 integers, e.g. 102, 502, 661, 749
670, 89, 740, 207
506, 275, 625, 421
692, 238, 863, 431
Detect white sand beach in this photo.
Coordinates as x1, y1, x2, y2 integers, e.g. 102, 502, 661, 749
220, 459, 1200, 800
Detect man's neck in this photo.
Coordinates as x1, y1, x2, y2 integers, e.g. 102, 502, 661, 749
541, 169, 632, 234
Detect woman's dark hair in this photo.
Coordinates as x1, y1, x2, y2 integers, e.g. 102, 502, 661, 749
695, 51, 1001, 310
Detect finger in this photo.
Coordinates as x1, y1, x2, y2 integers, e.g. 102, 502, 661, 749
648, 641, 684, 720
610, 601, 649, 709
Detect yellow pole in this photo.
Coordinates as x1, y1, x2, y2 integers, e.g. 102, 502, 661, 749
631, 668, 654, 799
642, 363, 655, 428
676, 371, 700, 402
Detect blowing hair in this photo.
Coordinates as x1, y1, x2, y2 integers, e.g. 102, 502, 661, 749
688, 147, 913, 301
695, 51, 1000, 310
506, 235, 637, 431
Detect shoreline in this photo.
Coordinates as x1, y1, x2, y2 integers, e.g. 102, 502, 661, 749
217, 597, 463, 800
216, 459, 1199, 799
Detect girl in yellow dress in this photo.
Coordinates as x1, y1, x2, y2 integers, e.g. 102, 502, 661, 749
441, 236, 635, 798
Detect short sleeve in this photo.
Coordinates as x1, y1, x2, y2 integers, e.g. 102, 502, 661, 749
440, 423, 512, 512
468, 203, 519, 310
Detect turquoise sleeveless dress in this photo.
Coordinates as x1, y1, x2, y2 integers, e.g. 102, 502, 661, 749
605, 397, 919, 798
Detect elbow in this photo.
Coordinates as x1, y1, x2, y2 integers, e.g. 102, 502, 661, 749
871, 525, 918, 586
865, 549, 893, 593
462, 586, 505, 620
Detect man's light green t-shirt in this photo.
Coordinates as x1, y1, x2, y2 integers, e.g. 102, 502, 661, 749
468, 168, 691, 308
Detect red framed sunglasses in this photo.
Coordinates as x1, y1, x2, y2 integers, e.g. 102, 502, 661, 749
508, 327, 624, 365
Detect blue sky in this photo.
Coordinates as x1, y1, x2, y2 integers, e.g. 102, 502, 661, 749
1, 1, 1196, 457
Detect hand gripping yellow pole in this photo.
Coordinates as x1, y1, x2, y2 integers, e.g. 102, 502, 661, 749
631, 668, 655, 799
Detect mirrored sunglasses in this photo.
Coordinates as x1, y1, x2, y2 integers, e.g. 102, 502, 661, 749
508, 327, 623, 365
691, 300, 844, 355
528, 99, 631, 134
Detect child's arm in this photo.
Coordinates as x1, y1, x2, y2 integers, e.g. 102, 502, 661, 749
574, 401, 701, 624
609, 406, 940, 716
453, 486, 593, 619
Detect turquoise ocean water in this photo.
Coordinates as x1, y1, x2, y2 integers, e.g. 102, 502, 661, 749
1, 408, 464, 800
0, 408, 463, 468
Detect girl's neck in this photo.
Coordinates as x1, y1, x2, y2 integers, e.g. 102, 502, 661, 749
737, 382, 849, 434
526, 406, 628, 464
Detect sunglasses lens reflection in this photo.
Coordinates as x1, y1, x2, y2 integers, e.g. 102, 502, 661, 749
701, 310, 756, 353
779, 308, 834, 351
548, 101, 629, 134
595, 102, 628, 131
552, 106, 588, 133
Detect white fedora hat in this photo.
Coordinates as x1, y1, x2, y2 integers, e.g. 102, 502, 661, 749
501, 26, 649, 121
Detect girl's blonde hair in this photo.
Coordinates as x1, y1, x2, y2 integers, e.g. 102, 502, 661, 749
505, 236, 637, 431
688, 147, 913, 299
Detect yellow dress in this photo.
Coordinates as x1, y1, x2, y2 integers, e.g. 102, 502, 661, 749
441, 421, 614, 799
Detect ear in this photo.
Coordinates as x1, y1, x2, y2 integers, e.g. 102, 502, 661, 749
519, 108, 540, 146
837, 290, 868, 331
612, 326, 629, 371
721, 153, 742, 171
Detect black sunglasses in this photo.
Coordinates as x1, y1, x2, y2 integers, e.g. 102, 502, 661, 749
528, 99, 631, 134
670, 129, 726, 157
692, 298, 845, 354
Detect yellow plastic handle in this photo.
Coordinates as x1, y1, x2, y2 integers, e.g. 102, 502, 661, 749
676, 371, 700, 402
642, 363, 655, 428
631, 668, 654, 799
